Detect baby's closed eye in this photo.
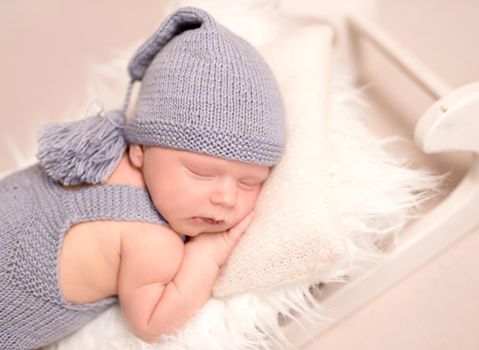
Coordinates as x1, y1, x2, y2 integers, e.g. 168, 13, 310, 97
186, 167, 215, 179
238, 180, 262, 190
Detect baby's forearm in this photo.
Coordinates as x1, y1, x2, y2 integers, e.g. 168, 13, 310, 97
125, 216, 251, 342
141, 244, 219, 341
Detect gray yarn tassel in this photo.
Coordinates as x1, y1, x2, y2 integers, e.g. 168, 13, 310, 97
36, 109, 127, 186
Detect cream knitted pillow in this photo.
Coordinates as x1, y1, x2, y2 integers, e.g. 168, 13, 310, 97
213, 25, 347, 297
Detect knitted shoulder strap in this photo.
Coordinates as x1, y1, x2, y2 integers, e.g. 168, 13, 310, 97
64, 183, 168, 226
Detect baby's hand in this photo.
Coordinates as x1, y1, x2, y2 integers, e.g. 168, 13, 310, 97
186, 211, 255, 267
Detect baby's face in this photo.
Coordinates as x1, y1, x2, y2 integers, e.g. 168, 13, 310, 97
136, 146, 269, 236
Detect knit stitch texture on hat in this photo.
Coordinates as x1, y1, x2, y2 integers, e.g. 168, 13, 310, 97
125, 7, 286, 166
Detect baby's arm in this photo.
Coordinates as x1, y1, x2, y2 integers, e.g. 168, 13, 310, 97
118, 212, 254, 343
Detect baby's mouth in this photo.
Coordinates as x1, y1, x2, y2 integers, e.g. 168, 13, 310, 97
192, 217, 224, 225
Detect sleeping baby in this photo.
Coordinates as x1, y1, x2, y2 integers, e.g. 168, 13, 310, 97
0, 6, 285, 349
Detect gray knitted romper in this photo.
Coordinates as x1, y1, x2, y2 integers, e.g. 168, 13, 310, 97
0, 164, 167, 349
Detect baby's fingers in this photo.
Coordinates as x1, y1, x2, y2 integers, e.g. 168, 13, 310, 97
226, 211, 256, 243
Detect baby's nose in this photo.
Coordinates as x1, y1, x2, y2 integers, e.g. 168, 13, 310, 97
211, 178, 237, 207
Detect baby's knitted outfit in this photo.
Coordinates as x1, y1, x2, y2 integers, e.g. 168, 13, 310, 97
0, 164, 167, 349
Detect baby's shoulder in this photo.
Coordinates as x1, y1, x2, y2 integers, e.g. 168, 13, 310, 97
119, 222, 185, 284
123, 221, 182, 241
122, 222, 185, 260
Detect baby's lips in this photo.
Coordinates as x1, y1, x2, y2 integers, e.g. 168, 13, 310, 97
192, 216, 224, 225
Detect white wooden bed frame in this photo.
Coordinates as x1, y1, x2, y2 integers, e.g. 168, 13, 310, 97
285, 10, 479, 348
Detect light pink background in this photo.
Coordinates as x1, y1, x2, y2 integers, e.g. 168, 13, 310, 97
1, 1, 478, 349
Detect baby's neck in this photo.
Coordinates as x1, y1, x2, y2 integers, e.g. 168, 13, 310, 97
105, 152, 146, 187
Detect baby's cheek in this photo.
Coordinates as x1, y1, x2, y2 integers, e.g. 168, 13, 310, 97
237, 191, 259, 215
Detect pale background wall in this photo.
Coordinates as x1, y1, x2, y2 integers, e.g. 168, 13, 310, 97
1, 1, 478, 349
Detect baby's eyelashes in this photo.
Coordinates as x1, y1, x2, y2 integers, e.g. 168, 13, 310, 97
238, 181, 260, 190
185, 165, 263, 190
186, 167, 215, 180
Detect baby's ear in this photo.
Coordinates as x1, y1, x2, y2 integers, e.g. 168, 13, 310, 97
128, 144, 144, 169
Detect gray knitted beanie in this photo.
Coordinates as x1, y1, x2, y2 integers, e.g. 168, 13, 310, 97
37, 7, 285, 186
